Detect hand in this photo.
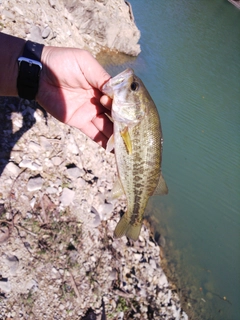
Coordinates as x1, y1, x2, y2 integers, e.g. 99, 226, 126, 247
36, 46, 112, 148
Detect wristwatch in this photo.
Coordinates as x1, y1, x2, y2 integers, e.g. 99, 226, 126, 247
17, 40, 44, 100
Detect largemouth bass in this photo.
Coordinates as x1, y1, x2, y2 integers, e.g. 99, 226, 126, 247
102, 68, 168, 241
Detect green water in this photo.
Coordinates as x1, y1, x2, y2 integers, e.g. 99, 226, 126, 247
98, 1, 240, 319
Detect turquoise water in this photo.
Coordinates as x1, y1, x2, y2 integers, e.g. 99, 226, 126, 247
98, 1, 240, 319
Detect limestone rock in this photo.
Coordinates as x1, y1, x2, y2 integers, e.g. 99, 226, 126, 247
4, 254, 19, 274
0, 0, 141, 56
61, 0, 141, 56
5, 162, 21, 176
60, 187, 75, 206
27, 176, 44, 191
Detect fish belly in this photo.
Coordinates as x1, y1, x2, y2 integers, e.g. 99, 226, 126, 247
114, 111, 161, 240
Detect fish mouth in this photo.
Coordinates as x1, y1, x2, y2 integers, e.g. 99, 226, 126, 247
102, 68, 134, 98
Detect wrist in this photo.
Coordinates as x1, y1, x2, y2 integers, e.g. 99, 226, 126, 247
0, 32, 26, 97
17, 41, 44, 100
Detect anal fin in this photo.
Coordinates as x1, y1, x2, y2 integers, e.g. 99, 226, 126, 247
106, 178, 124, 201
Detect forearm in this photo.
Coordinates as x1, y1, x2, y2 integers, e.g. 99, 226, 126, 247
0, 32, 26, 96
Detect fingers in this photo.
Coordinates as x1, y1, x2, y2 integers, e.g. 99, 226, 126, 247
79, 50, 111, 91
80, 120, 110, 149
100, 94, 112, 110
91, 112, 113, 139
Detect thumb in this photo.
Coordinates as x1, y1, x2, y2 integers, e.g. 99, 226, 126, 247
79, 50, 111, 91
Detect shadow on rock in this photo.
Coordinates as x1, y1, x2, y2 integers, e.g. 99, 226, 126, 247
0, 96, 47, 176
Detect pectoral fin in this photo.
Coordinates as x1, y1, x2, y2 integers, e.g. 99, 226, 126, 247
104, 112, 113, 123
121, 127, 132, 154
106, 134, 114, 153
153, 173, 168, 196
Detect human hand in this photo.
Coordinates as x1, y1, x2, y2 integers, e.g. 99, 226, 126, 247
36, 46, 112, 148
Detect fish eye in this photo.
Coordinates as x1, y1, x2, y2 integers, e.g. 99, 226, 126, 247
130, 81, 139, 91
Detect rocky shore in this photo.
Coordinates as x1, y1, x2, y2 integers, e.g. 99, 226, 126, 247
0, 0, 140, 56
0, 0, 188, 319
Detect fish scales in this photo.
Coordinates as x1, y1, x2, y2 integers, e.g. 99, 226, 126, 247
103, 68, 168, 241
115, 104, 161, 225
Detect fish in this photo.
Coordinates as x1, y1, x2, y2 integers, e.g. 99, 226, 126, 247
102, 68, 168, 241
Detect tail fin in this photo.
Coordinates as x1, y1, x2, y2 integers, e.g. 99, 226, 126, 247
114, 215, 141, 241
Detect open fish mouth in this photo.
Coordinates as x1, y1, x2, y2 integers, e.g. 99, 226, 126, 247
102, 68, 134, 98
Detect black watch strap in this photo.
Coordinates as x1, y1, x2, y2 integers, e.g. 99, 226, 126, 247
17, 41, 44, 100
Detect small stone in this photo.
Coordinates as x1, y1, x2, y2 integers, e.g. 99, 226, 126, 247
51, 156, 62, 166
27, 176, 43, 191
2, 9, 15, 20
5, 254, 19, 274
25, 279, 38, 292
77, 177, 86, 187
30, 197, 36, 208
90, 206, 101, 227
109, 269, 117, 280
42, 26, 51, 39
66, 167, 83, 179
28, 141, 41, 153
46, 186, 58, 194
19, 159, 32, 168
149, 258, 157, 269
0, 226, 10, 243
60, 188, 75, 206
0, 279, 11, 293
97, 186, 104, 194
48, 0, 56, 8
52, 267, 58, 274
159, 235, 166, 247
98, 203, 114, 220
13, 6, 24, 16
11, 112, 23, 128
134, 253, 142, 262
29, 25, 43, 43
19, 159, 42, 171
117, 311, 124, 320
5, 162, 21, 176
40, 136, 52, 150
31, 162, 42, 171
59, 304, 65, 311
33, 110, 43, 122
67, 135, 79, 155
26, 212, 33, 218
5, 211, 13, 220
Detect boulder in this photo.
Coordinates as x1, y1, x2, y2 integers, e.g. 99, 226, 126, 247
0, 0, 141, 56
62, 0, 141, 56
